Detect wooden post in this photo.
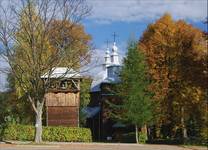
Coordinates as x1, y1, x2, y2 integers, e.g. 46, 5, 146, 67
135, 124, 139, 143
98, 102, 101, 141
46, 106, 48, 126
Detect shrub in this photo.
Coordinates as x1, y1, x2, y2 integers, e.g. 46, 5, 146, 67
0, 125, 4, 140
139, 132, 147, 144
2, 124, 92, 142
200, 127, 208, 146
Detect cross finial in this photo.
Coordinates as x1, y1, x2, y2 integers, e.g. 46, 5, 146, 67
105, 39, 109, 48
112, 32, 118, 43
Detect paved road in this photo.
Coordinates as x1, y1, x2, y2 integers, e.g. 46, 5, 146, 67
1, 143, 206, 150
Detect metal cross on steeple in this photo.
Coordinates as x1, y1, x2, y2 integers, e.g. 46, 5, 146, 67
112, 32, 118, 43
105, 39, 110, 48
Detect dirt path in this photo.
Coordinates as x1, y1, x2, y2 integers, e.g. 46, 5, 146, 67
0, 143, 206, 150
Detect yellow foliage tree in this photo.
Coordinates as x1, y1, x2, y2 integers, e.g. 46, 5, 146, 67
139, 13, 207, 139
0, 0, 91, 143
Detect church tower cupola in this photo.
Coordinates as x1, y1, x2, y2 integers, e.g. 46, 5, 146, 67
104, 47, 111, 66
111, 42, 119, 65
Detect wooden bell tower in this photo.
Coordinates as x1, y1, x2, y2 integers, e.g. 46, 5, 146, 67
43, 67, 81, 127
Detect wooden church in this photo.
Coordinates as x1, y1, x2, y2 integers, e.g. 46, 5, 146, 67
42, 67, 81, 127
83, 42, 124, 141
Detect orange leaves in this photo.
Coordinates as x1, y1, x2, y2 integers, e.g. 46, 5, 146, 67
138, 14, 207, 128
139, 13, 207, 100
47, 20, 91, 67
48, 20, 91, 49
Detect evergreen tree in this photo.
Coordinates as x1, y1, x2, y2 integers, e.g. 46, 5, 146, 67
79, 77, 92, 127
118, 41, 153, 143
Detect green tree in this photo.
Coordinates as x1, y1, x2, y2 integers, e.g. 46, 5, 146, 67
79, 77, 92, 127
0, 73, 34, 125
118, 41, 153, 143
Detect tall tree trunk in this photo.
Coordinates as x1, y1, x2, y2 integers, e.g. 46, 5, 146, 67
155, 124, 161, 138
181, 106, 188, 139
135, 124, 139, 143
35, 101, 43, 143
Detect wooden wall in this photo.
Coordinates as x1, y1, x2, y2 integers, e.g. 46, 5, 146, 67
45, 92, 79, 106
47, 106, 78, 126
45, 92, 80, 127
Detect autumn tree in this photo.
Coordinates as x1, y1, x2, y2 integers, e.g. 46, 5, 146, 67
139, 14, 207, 140
48, 20, 91, 68
0, 0, 91, 143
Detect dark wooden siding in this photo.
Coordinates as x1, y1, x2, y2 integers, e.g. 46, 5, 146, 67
47, 106, 78, 127
89, 92, 101, 106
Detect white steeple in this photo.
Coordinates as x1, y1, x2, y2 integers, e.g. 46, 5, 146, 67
111, 42, 119, 65
103, 47, 111, 79
104, 47, 111, 66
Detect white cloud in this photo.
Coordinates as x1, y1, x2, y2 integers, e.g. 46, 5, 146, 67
87, 0, 207, 23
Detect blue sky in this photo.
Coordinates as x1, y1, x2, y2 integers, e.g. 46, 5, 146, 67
0, 0, 207, 91
80, 0, 207, 78
83, 20, 148, 54
83, 0, 207, 53
83, 19, 207, 55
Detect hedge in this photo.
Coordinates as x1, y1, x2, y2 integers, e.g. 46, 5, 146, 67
138, 132, 147, 144
2, 124, 92, 142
